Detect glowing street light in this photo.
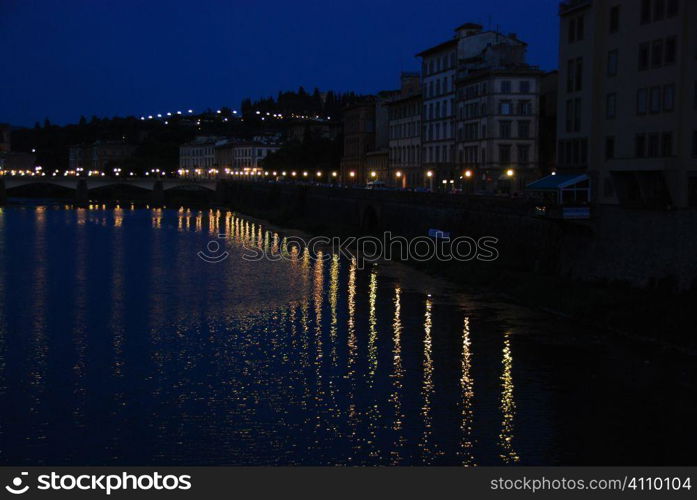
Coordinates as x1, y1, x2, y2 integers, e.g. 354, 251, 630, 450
506, 169, 515, 177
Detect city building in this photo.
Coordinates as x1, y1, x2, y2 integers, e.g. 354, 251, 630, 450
232, 140, 280, 172
179, 137, 221, 170
387, 73, 422, 188
557, 0, 697, 208
69, 141, 136, 173
340, 98, 376, 184
214, 139, 235, 170
417, 35, 457, 187
452, 24, 541, 193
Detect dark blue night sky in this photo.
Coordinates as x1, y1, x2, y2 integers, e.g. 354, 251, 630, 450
1, 0, 560, 126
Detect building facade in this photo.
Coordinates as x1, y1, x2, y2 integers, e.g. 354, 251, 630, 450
69, 141, 136, 172
451, 24, 538, 193
179, 137, 220, 170
387, 73, 422, 188
417, 38, 458, 187
557, 0, 697, 208
232, 141, 280, 171
340, 99, 376, 184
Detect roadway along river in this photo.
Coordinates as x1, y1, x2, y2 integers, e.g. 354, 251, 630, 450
0, 202, 694, 465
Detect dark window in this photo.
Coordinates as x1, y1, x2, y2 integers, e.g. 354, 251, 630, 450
663, 84, 675, 111
635, 134, 647, 157
575, 57, 583, 91
499, 120, 512, 138
567, 59, 575, 92
652, 39, 664, 67
576, 15, 585, 41
693, 130, 697, 157
653, 0, 665, 21
641, 0, 651, 23
518, 100, 532, 115
517, 145, 530, 164
638, 43, 650, 70
519, 80, 531, 93
667, 0, 679, 17
501, 80, 512, 93
607, 93, 617, 118
607, 50, 619, 76
665, 36, 677, 65
648, 133, 660, 157
518, 120, 531, 138
605, 136, 616, 159
574, 98, 582, 131
568, 18, 576, 43
637, 88, 648, 114
499, 145, 512, 163
610, 6, 620, 33
661, 132, 673, 156
650, 86, 662, 112
565, 99, 574, 132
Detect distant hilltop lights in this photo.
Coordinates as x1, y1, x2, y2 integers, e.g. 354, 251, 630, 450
136, 108, 329, 122
139, 108, 241, 121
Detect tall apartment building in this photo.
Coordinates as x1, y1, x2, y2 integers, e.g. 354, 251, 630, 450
417, 37, 457, 186
557, 0, 697, 208
456, 25, 537, 194
387, 73, 422, 188
419, 23, 539, 192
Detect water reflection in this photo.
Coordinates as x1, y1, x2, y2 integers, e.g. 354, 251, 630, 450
0, 204, 694, 466
498, 331, 519, 464
459, 317, 475, 466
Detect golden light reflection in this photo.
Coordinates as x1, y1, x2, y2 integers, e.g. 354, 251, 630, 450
459, 316, 476, 466
390, 286, 406, 464
498, 331, 520, 463
346, 257, 359, 456
366, 265, 381, 461
420, 295, 436, 464
367, 266, 378, 382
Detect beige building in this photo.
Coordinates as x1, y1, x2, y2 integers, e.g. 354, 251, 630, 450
557, 0, 697, 208
232, 141, 280, 171
387, 73, 422, 188
179, 137, 221, 170
417, 37, 457, 187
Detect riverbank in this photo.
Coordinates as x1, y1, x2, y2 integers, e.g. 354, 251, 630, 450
220, 200, 697, 354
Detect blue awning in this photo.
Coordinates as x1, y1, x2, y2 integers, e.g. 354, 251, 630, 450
526, 173, 589, 191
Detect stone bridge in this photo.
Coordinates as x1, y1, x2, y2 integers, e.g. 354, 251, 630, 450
0, 176, 218, 205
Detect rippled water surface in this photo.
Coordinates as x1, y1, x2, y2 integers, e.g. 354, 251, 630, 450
0, 203, 694, 465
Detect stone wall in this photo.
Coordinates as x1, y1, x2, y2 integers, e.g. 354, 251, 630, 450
221, 180, 697, 292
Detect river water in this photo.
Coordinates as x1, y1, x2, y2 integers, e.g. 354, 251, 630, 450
0, 203, 694, 466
